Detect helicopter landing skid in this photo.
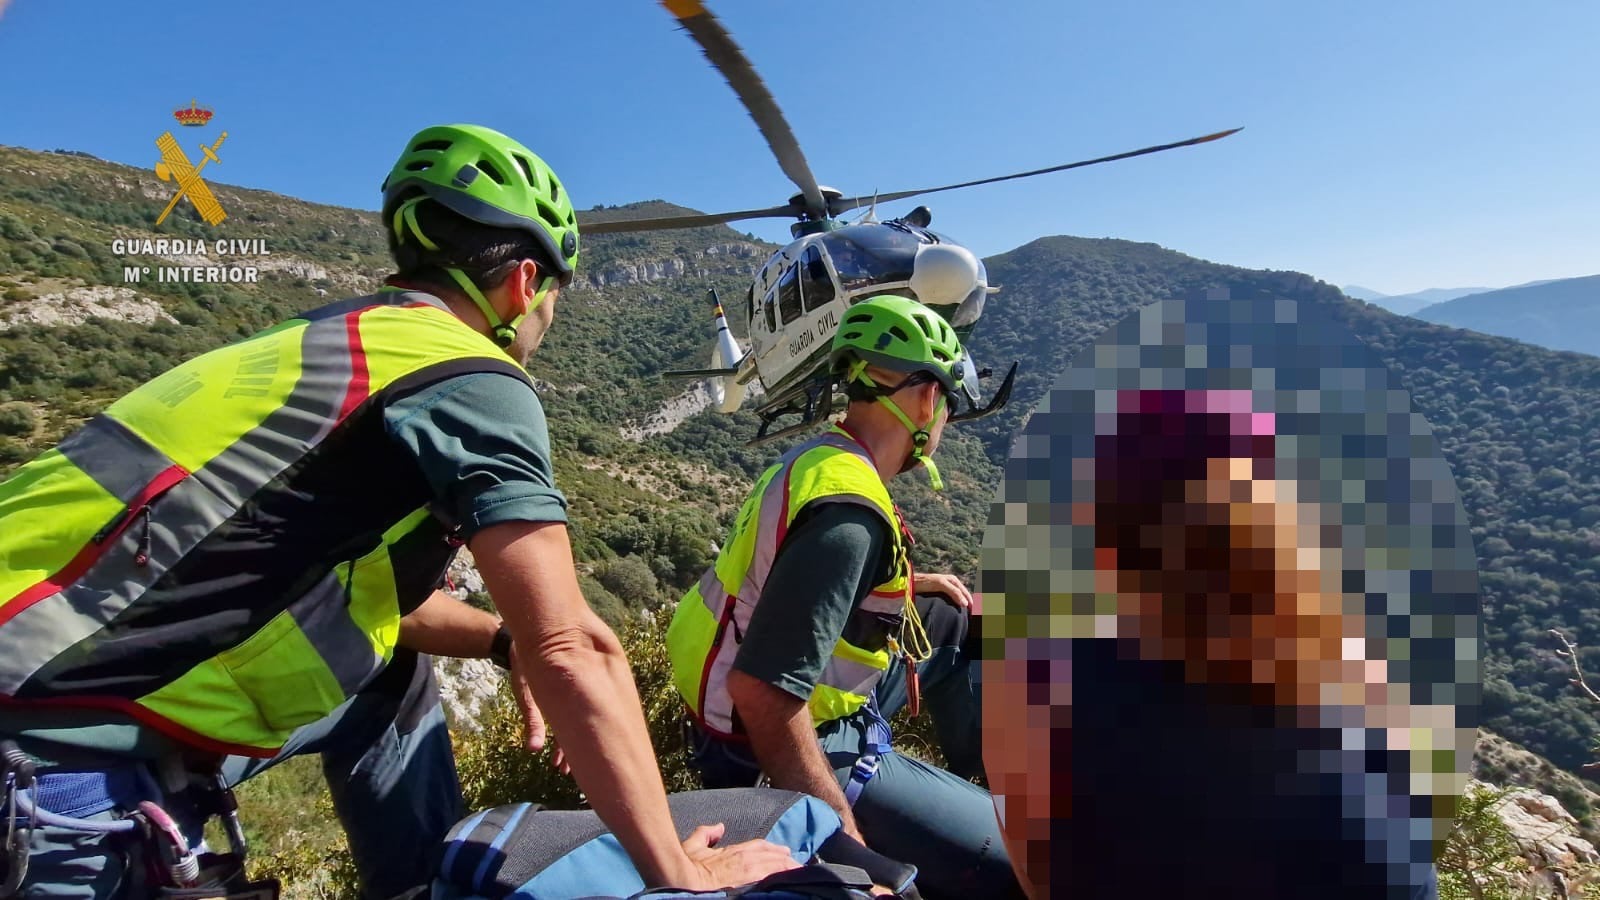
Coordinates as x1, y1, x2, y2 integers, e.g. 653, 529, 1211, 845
748, 376, 839, 447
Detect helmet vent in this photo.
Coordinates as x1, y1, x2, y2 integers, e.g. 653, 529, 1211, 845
539, 207, 565, 230
476, 160, 505, 184
512, 154, 536, 185
549, 179, 562, 204
404, 161, 432, 172
844, 311, 874, 325
413, 139, 452, 153
889, 326, 910, 343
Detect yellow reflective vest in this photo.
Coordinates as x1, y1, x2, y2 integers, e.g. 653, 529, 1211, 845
666, 424, 912, 737
0, 291, 528, 756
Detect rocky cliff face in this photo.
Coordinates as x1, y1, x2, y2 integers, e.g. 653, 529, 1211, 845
433, 550, 504, 734
584, 241, 766, 289
0, 284, 176, 330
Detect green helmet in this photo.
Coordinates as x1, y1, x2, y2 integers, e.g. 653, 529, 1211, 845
381, 124, 580, 283
829, 294, 974, 403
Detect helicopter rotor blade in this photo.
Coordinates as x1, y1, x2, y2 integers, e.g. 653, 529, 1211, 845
578, 202, 797, 234
828, 128, 1244, 216
660, 0, 827, 219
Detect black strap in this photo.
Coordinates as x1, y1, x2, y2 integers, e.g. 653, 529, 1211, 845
816, 831, 921, 899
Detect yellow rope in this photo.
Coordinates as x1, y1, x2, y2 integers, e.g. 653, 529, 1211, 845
896, 594, 934, 664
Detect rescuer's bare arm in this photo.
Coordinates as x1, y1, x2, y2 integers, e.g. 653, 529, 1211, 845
397, 589, 503, 659
729, 668, 867, 844
470, 520, 797, 892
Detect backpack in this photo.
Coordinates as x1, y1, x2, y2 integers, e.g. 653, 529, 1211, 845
429, 788, 920, 900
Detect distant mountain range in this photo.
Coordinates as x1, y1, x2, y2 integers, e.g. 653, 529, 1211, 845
1416, 274, 1600, 358
1342, 285, 1492, 316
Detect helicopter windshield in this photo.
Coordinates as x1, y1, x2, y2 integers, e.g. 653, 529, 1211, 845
817, 223, 933, 291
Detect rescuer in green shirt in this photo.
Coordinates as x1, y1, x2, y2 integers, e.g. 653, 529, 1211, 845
666, 295, 1025, 900
0, 124, 793, 900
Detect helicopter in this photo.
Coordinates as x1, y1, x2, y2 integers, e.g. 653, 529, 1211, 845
577, 0, 1242, 445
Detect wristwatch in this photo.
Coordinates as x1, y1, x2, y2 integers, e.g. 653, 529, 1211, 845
489, 623, 514, 670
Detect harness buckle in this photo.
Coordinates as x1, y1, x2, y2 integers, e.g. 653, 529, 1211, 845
2, 741, 36, 899
843, 752, 883, 807
850, 754, 881, 785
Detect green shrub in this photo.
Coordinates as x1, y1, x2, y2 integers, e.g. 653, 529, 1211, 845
577, 572, 628, 627
50, 238, 86, 258
596, 554, 660, 609
1438, 784, 1526, 900
0, 437, 33, 466
454, 616, 700, 812
0, 403, 35, 437
0, 214, 34, 241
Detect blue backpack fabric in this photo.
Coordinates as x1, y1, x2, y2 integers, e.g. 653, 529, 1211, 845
430, 788, 920, 900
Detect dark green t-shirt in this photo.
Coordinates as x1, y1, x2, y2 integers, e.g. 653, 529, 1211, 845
384, 371, 567, 536
0, 371, 566, 762
731, 502, 896, 702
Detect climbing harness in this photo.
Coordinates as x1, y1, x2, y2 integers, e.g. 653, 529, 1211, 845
0, 741, 268, 899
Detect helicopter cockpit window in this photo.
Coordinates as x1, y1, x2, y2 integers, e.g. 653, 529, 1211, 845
818, 226, 925, 292
799, 246, 835, 311
744, 285, 755, 330
777, 264, 803, 325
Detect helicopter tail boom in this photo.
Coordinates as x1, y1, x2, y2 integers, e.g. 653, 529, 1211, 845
663, 289, 750, 413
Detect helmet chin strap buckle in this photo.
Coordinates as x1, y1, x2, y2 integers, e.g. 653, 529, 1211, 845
883, 402, 945, 491
443, 267, 527, 350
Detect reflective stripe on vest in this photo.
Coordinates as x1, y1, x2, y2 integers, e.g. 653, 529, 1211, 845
0, 292, 526, 756
666, 425, 910, 737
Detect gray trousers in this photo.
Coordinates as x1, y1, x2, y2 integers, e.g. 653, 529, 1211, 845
687, 598, 1025, 900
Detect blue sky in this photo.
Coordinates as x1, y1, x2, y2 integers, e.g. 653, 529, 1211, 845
0, 0, 1594, 295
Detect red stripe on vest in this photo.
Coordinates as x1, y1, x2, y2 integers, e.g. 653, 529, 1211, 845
0, 464, 189, 630
0, 693, 276, 758
776, 466, 792, 549
336, 310, 371, 420
694, 592, 745, 742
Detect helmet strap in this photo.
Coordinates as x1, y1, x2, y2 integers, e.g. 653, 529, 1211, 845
849, 362, 946, 491
392, 197, 555, 350
445, 267, 518, 348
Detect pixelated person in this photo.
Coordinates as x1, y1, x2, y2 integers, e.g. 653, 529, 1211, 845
989, 388, 1451, 899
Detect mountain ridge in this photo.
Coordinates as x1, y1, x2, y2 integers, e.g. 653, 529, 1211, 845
1416, 274, 1600, 358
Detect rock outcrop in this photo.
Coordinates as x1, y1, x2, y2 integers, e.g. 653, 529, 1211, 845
1460, 779, 1600, 898
583, 242, 766, 290
0, 285, 176, 330
433, 550, 505, 733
